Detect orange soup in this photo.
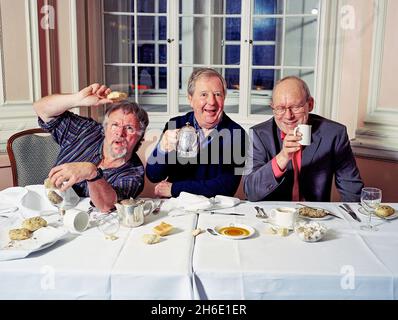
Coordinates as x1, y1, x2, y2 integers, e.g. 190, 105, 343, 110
218, 226, 250, 237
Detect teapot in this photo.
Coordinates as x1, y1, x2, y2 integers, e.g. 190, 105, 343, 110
176, 122, 198, 158
115, 198, 155, 227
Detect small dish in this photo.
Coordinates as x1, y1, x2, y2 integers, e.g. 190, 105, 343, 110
294, 220, 327, 242
297, 207, 334, 220
214, 223, 255, 240
358, 207, 398, 220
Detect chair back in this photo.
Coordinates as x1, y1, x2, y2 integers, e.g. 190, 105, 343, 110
7, 128, 60, 187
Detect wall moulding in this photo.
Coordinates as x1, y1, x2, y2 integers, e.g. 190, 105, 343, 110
353, 0, 398, 161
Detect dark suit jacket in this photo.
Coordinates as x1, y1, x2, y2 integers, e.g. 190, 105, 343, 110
243, 114, 364, 202
146, 112, 248, 198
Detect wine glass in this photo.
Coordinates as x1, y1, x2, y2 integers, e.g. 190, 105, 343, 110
360, 187, 382, 231
96, 214, 120, 240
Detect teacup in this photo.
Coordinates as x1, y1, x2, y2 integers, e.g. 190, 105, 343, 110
63, 208, 90, 233
270, 207, 297, 229
115, 199, 155, 228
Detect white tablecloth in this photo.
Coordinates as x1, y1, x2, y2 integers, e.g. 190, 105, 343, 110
0, 185, 197, 299
1, 186, 397, 300
193, 201, 398, 299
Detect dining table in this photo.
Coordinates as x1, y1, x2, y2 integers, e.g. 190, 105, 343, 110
0, 185, 397, 300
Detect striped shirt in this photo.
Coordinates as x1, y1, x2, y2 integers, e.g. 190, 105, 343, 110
38, 111, 144, 200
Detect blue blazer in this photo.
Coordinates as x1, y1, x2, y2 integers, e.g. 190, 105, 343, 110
146, 112, 248, 198
243, 114, 364, 202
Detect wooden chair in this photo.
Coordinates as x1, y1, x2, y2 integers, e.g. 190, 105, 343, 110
7, 128, 60, 187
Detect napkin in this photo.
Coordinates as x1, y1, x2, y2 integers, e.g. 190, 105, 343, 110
213, 195, 240, 207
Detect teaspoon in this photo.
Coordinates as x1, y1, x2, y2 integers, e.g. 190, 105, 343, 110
207, 228, 218, 236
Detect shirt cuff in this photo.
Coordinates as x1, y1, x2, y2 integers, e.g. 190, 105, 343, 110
272, 157, 286, 179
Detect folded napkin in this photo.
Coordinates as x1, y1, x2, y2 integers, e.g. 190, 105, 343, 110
164, 192, 240, 216
213, 195, 240, 208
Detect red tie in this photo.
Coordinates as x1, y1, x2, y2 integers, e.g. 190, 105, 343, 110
291, 149, 301, 201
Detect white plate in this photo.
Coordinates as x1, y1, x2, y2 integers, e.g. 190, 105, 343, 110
0, 225, 68, 261
358, 206, 398, 220
297, 207, 334, 221
214, 223, 255, 240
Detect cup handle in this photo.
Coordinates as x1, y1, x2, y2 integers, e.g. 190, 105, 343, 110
143, 201, 155, 216
293, 127, 299, 136
270, 209, 276, 219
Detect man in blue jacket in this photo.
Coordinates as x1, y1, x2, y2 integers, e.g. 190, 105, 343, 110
244, 76, 363, 202
146, 68, 247, 198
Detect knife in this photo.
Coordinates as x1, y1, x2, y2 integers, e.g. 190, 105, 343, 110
341, 204, 361, 222
209, 211, 244, 216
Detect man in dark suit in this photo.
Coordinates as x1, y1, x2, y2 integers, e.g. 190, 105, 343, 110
244, 76, 363, 202
146, 68, 247, 198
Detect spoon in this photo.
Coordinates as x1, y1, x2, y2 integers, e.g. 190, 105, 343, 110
207, 228, 218, 236
0, 206, 18, 215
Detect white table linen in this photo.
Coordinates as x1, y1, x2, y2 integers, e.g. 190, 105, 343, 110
193, 201, 397, 299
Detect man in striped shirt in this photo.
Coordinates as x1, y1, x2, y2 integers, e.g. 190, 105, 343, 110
33, 83, 148, 212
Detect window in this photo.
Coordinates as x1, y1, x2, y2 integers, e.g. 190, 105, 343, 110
103, 0, 322, 123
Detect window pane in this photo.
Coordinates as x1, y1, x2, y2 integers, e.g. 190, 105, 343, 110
225, 45, 240, 65
137, 67, 154, 89
254, 0, 283, 15
179, 17, 208, 65
159, 44, 167, 64
253, 45, 275, 66
253, 18, 278, 41
159, 67, 167, 89
226, 18, 241, 41
138, 44, 155, 64
138, 17, 155, 40
286, 0, 320, 14
226, 0, 241, 14
138, 0, 154, 13
104, 15, 134, 64
180, 0, 207, 14
159, 0, 167, 13
212, 0, 225, 14
252, 69, 275, 91
105, 65, 134, 96
250, 69, 279, 115
225, 68, 240, 90
159, 16, 167, 40
284, 17, 317, 66
104, 0, 134, 12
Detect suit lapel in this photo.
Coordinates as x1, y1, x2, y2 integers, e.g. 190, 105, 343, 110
301, 130, 322, 171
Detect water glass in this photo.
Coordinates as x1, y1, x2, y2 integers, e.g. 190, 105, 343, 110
360, 187, 382, 231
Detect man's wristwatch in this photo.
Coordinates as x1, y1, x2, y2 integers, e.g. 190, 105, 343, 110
87, 167, 103, 182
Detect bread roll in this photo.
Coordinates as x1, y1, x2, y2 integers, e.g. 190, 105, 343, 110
47, 190, 63, 205
9, 228, 32, 240
22, 216, 48, 231
107, 91, 128, 101
142, 234, 160, 244
153, 221, 173, 236
375, 205, 395, 217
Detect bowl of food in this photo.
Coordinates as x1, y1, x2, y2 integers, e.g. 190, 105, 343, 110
294, 219, 327, 242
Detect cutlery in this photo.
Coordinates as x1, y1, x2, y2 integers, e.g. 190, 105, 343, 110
297, 203, 342, 219
341, 203, 361, 222
207, 228, 218, 236
152, 200, 164, 215
254, 206, 268, 218
209, 211, 244, 216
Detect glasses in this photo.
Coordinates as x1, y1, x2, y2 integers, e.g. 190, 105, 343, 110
270, 101, 308, 115
110, 123, 140, 135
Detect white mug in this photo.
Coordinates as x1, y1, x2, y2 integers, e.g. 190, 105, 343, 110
293, 124, 312, 146
270, 207, 297, 228
63, 209, 90, 233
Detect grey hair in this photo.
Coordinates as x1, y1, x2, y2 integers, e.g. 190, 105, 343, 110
187, 68, 227, 97
103, 101, 149, 141
272, 76, 312, 103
